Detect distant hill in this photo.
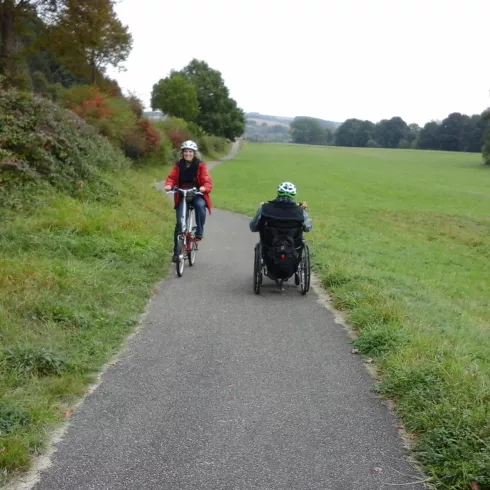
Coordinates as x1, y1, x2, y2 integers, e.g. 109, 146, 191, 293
245, 112, 342, 142
141, 110, 343, 143
292, 116, 342, 131
246, 112, 293, 127
143, 111, 165, 121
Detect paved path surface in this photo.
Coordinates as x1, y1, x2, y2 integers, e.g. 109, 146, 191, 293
29, 143, 427, 490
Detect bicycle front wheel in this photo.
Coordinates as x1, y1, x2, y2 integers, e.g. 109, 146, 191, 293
176, 236, 185, 277
188, 237, 197, 266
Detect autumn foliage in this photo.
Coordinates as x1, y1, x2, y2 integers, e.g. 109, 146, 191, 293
138, 119, 161, 148
165, 129, 193, 150
123, 119, 162, 160
68, 86, 113, 122
58, 85, 161, 160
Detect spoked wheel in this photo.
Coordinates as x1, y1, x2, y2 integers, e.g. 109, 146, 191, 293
253, 243, 262, 294
176, 236, 185, 277
299, 243, 311, 295
187, 235, 197, 266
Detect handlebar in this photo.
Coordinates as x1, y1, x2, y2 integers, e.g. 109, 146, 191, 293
165, 186, 204, 196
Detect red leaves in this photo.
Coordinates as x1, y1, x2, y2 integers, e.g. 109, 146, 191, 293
71, 88, 113, 122
137, 119, 161, 149
61, 85, 162, 160
166, 130, 193, 150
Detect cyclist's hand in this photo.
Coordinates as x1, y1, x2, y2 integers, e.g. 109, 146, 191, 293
199, 186, 206, 193
164, 184, 172, 191
259, 201, 264, 206
300, 201, 308, 209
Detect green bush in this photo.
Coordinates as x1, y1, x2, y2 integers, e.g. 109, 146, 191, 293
154, 118, 193, 154
145, 130, 178, 165
104, 96, 139, 145
154, 118, 229, 160
58, 86, 164, 162
199, 135, 227, 159
58, 85, 136, 146
0, 88, 129, 210
156, 116, 189, 133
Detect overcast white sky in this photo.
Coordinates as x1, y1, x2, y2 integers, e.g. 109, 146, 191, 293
106, 0, 490, 126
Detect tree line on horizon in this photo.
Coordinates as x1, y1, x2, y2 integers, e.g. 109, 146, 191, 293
289, 111, 490, 164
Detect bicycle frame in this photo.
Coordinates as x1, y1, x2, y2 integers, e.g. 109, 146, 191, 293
166, 186, 203, 264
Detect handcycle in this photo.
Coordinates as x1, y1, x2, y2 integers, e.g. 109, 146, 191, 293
165, 186, 203, 277
253, 228, 311, 296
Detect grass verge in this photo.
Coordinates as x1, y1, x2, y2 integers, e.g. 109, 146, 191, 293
203, 140, 233, 161
0, 163, 174, 485
211, 142, 490, 490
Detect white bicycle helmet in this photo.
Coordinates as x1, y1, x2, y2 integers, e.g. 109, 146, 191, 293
277, 181, 297, 198
181, 140, 198, 152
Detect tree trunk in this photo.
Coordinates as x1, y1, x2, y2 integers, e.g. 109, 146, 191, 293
90, 54, 96, 84
0, 1, 16, 76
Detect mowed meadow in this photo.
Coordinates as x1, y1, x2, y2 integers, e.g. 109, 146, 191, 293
211, 143, 490, 489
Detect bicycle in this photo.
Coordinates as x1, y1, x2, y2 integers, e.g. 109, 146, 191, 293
165, 187, 203, 277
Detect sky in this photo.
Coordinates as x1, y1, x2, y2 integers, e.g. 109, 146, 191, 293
106, 0, 490, 126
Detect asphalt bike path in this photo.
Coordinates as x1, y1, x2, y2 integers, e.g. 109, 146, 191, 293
22, 142, 427, 489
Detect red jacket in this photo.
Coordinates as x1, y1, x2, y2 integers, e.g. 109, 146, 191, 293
165, 159, 213, 213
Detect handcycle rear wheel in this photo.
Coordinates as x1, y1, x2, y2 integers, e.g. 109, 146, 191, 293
253, 243, 262, 294
299, 242, 311, 295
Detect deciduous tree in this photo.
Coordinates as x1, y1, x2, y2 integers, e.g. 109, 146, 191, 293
290, 117, 324, 145
0, 0, 59, 79
375, 117, 409, 149
47, 0, 132, 83
172, 59, 245, 140
334, 118, 375, 147
151, 71, 199, 122
481, 108, 490, 165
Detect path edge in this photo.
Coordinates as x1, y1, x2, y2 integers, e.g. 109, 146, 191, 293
1, 139, 246, 490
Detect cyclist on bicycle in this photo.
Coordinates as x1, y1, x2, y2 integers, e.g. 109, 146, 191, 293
249, 181, 312, 233
164, 140, 213, 262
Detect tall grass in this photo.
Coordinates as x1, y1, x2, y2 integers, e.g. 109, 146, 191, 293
0, 165, 174, 484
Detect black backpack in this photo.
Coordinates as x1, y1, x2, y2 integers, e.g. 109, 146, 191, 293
266, 230, 300, 278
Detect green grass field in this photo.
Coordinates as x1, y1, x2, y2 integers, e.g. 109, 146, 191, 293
211, 142, 490, 490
